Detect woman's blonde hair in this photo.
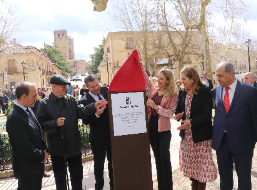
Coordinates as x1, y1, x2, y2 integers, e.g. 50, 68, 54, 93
181, 66, 204, 94
156, 67, 176, 97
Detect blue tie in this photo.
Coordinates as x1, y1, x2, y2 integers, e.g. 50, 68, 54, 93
26, 108, 41, 133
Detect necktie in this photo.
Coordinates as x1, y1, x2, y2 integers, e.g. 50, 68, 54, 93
26, 108, 41, 132
224, 87, 230, 131
97, 93, 102, 100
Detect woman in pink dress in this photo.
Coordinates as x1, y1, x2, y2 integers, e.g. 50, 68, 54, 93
175, 66, 217, 190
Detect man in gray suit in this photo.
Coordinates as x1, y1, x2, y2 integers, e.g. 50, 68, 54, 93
6, 82, 48, 190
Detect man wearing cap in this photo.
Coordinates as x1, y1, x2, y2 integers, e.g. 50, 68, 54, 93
36, 74, 107, 190
79, 74, 114, 190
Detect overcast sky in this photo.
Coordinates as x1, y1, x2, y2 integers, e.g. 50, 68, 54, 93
6, 0, 257, 61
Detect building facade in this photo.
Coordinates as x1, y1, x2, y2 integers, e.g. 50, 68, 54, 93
99, 31, 257, 85
0, 41, 62, 91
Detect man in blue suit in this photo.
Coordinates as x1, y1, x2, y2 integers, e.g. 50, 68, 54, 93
243, 72, 257, 89
212, 62, 257, 190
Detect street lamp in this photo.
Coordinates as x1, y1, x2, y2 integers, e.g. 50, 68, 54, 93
246, 39, 251, 72
105, 57, 109, 85
21, 61, 26, 81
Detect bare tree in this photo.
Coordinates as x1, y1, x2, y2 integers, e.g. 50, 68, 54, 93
0, 1, 20, 52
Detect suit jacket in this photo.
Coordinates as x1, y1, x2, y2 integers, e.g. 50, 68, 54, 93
211, 80, 257, 153
6, 104, 45, 179
253, 81, 257, 89
143, 69, 177, 132
175, 86, 213, 143
79, 87, 110, 142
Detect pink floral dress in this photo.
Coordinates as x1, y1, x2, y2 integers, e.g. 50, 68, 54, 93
179, 92, 217, 183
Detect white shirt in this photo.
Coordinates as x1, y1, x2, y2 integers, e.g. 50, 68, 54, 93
88, 91, 104, 117
222, 79, 237, 105
88, 91, 104, 101
15, 102, 31, 116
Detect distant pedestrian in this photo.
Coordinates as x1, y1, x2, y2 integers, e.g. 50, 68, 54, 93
66, 84, 74, 95
200, 72, 213, 89
243, 72, 257, 88
9, 90, 16, 102
80, 84, 88, 97
37, 88, 45, 99
75, 85, 80, 100
2, 92, 9, 114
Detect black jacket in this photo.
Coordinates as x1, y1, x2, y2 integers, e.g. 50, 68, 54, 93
79, 87, 110, 142
6, 104, 45, 178
80, 88, 89, 97
36, 92, 96, 157
175, 86, 213, 143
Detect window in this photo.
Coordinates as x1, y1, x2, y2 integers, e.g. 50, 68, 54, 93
126, 37, 134, 49
58, 34, 60, 37
69, 41, 72, 45
62, 33, 64, 37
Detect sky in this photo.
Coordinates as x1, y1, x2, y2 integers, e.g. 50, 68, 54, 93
6, 0, 111, 61
4, 0, 257, 61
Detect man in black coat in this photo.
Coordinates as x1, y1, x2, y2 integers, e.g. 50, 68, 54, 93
6, 82, 48, 190
79, 74, 114, 190
36, 74, 107, 190
201, 72, 213, 89
80, 84, 89, 97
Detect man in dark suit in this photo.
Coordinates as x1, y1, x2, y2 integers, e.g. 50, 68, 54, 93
6, 82, 48, 190
201, 72, 213, 89
212, 62, 257, 190
243, 72, 257, 89
79, 74, 114, 190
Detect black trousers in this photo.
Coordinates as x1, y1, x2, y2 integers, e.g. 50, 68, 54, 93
216, 133, 253, 190
91, 137, 114, 190
51, 153, 83, 190
18, 166, 44, 190
149, 116, 173, 190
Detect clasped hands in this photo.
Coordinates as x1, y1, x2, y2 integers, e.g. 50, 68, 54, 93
95, 99, 108, 116
174, 112, 191, 130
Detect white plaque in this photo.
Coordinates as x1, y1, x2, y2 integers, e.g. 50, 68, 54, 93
111, 92, 147, 136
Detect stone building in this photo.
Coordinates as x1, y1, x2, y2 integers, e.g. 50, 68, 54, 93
0, 41, 62, 91
98, 31, 202, 85
54, 29, 75, 60
98, 31, 257, 85
67, 59, 88, 76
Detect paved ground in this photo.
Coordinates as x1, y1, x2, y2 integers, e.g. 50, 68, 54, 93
1, 116, 257, 189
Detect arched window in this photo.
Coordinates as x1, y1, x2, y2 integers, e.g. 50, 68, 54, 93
69, 41, 72, 45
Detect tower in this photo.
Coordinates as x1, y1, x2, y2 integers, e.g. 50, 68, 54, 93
54, 30, 75, 60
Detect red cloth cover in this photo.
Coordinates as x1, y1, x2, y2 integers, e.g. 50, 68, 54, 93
108, 49, 146, 92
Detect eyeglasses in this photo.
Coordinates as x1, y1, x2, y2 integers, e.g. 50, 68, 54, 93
56, 85, 68, 89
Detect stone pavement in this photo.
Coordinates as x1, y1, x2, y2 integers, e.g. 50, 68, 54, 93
1, 116, 257, 189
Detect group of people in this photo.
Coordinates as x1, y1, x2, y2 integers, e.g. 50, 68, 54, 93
6, 74, 113, 190
145, 62, 257, 190
0, 89, 16, 114
5, 61, 257, 190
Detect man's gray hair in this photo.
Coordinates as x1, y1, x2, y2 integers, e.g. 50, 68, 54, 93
217, 61, 235, 76
84, 74, 98, 87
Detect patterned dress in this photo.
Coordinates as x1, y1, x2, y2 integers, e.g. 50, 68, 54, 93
179, 92, 217, 183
